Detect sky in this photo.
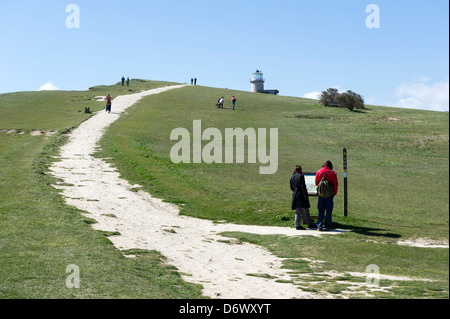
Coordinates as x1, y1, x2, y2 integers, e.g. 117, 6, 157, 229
0, 0, 448, 112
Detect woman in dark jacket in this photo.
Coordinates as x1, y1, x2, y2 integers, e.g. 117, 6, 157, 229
290, 165, 316, 230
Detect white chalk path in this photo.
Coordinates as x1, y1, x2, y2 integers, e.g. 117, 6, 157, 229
49, 85, 346, 299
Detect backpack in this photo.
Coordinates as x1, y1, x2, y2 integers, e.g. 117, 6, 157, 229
317, 171, 334, 198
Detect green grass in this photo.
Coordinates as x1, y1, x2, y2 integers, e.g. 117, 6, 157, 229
0, 79, 179, 131
1, 79, 448, 299
0, 80, 204, 299
96, 84, 449, 298
98, 86, 449, 230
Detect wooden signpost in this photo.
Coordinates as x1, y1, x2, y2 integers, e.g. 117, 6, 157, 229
343, 148, 348, 217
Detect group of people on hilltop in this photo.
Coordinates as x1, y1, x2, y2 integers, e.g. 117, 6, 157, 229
190, 78, 197, 85
216, 96, 237, 110
121, 76, 130, 86
290, 160, 338, 231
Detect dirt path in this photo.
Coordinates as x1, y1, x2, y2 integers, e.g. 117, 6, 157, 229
49, 86, 344, 299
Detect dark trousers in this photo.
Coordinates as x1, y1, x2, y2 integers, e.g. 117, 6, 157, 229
317, 195, 334, 229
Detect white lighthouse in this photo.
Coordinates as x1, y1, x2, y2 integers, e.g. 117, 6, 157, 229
250, 70, 265, 93
250, 70, 279, 95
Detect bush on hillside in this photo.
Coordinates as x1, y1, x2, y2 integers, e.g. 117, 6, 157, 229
319, 88, 365, 111
319, 88, 340, 107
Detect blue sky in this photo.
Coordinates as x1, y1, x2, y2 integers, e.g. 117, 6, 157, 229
0, 0, 448, 111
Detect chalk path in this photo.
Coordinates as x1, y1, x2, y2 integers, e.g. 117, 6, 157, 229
49, 86, 342, 299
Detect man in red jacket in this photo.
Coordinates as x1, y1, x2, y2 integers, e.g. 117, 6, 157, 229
315, 160, 338, 231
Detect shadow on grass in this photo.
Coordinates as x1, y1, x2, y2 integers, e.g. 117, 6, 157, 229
331, 221, 402, 239
351, 109, 369, 114
215, 107, 245, 111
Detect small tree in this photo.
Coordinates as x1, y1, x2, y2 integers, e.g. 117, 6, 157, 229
320, 88, 365, 111
338, 90, 365, 111
319, 88, 340, 107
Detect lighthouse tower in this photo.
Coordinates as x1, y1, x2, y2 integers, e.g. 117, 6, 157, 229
250, 70, 265, 93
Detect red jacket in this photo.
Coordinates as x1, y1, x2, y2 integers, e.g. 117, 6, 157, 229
315, 167, 338, 196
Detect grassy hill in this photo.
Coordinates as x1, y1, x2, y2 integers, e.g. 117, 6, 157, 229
0, 80, 448, 298
98, 85, 448, 233
0, 80, 203, 298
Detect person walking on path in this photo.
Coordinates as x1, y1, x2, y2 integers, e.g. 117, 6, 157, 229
231, 96, 237, 110
315, 160, 338, 231
121, 77, 125, 86
105, 94, 112, 113
126, 77, 130, 86
191, 78, 193, 85
194, 78, 197, 85
290, 165, 316, 230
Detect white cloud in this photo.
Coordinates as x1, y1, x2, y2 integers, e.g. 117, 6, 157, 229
38, 82, 59, 91
302, 91, 321, 100
302, 85, 346, 100
392, 77, 449, 112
